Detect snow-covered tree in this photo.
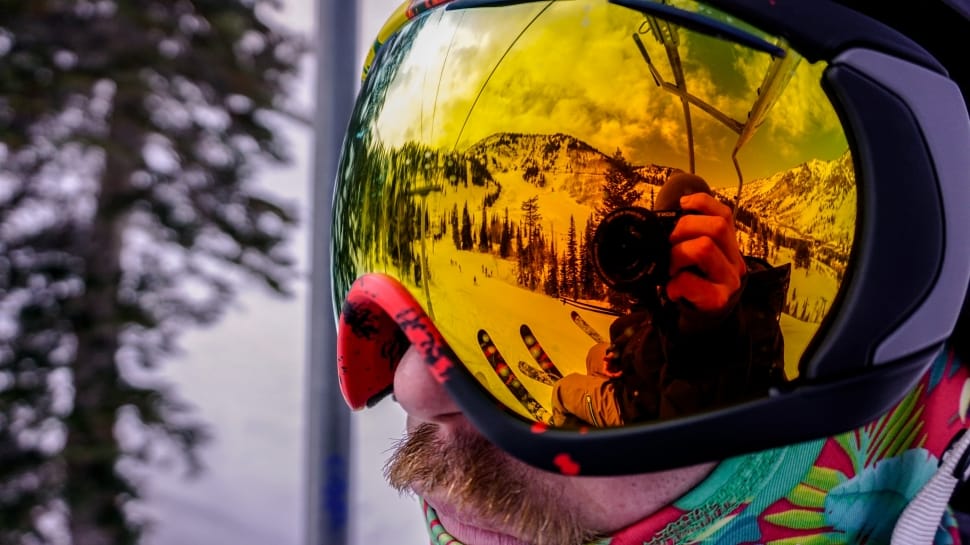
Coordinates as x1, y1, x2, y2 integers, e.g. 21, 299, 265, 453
0, 2, 303, 543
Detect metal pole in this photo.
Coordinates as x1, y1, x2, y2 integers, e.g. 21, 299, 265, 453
308, 1, 356, 544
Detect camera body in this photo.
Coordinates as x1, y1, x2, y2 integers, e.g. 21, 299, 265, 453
591, 206, 683, 295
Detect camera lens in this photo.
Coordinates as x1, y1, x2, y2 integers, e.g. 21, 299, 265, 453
591, 207, 672, 292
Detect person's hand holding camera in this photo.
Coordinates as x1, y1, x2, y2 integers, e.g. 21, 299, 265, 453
665, 193, 746, 330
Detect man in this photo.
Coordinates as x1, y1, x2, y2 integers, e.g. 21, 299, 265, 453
331, 1, 970, 543
551, 172, 788, 427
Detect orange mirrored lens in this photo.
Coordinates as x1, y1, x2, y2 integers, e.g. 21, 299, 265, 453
333, 0, 855, 426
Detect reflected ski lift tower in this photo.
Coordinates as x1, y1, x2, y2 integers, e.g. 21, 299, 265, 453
631, 7, 801, 208
559, 4, 801, 317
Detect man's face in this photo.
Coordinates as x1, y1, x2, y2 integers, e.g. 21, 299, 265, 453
386, 346, 715, 545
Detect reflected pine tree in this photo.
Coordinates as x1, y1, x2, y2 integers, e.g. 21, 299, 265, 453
599, 148, 642, 216
331, 13, 428, 308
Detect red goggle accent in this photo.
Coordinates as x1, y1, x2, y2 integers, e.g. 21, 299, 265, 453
337, 273, 456, 409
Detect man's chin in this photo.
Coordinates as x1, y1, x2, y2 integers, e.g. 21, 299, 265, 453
424, 496, 534, 545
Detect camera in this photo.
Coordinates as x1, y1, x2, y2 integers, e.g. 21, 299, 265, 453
591, 206, 683, 295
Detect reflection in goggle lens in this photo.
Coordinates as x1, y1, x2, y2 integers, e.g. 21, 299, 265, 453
333, 0, 855, 428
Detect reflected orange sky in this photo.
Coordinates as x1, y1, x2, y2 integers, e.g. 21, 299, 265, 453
374, 0, 847, 188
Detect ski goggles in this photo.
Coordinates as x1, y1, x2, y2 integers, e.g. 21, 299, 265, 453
331, 0, 970, 475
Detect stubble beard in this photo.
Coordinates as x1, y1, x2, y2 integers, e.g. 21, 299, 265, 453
384, 423, 604, 545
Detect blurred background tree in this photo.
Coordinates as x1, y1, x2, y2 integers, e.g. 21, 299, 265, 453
0, 1, 304, 543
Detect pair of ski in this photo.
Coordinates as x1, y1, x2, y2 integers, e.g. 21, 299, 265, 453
516, 311, 606, 383
476, 311, 606, 422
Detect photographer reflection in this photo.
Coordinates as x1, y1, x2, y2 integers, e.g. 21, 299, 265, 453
551, 172, 789, 427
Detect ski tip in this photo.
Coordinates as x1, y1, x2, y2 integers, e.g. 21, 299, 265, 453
477, 329, 490, 344
519, 323, 532, 336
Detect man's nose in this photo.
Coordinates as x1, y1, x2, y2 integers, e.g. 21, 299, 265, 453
393, 344, 467, 429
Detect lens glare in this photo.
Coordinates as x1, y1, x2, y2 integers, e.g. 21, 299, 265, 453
333, 0, 855, 426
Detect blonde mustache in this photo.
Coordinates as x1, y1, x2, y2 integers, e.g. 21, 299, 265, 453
384, 422, 602, 545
